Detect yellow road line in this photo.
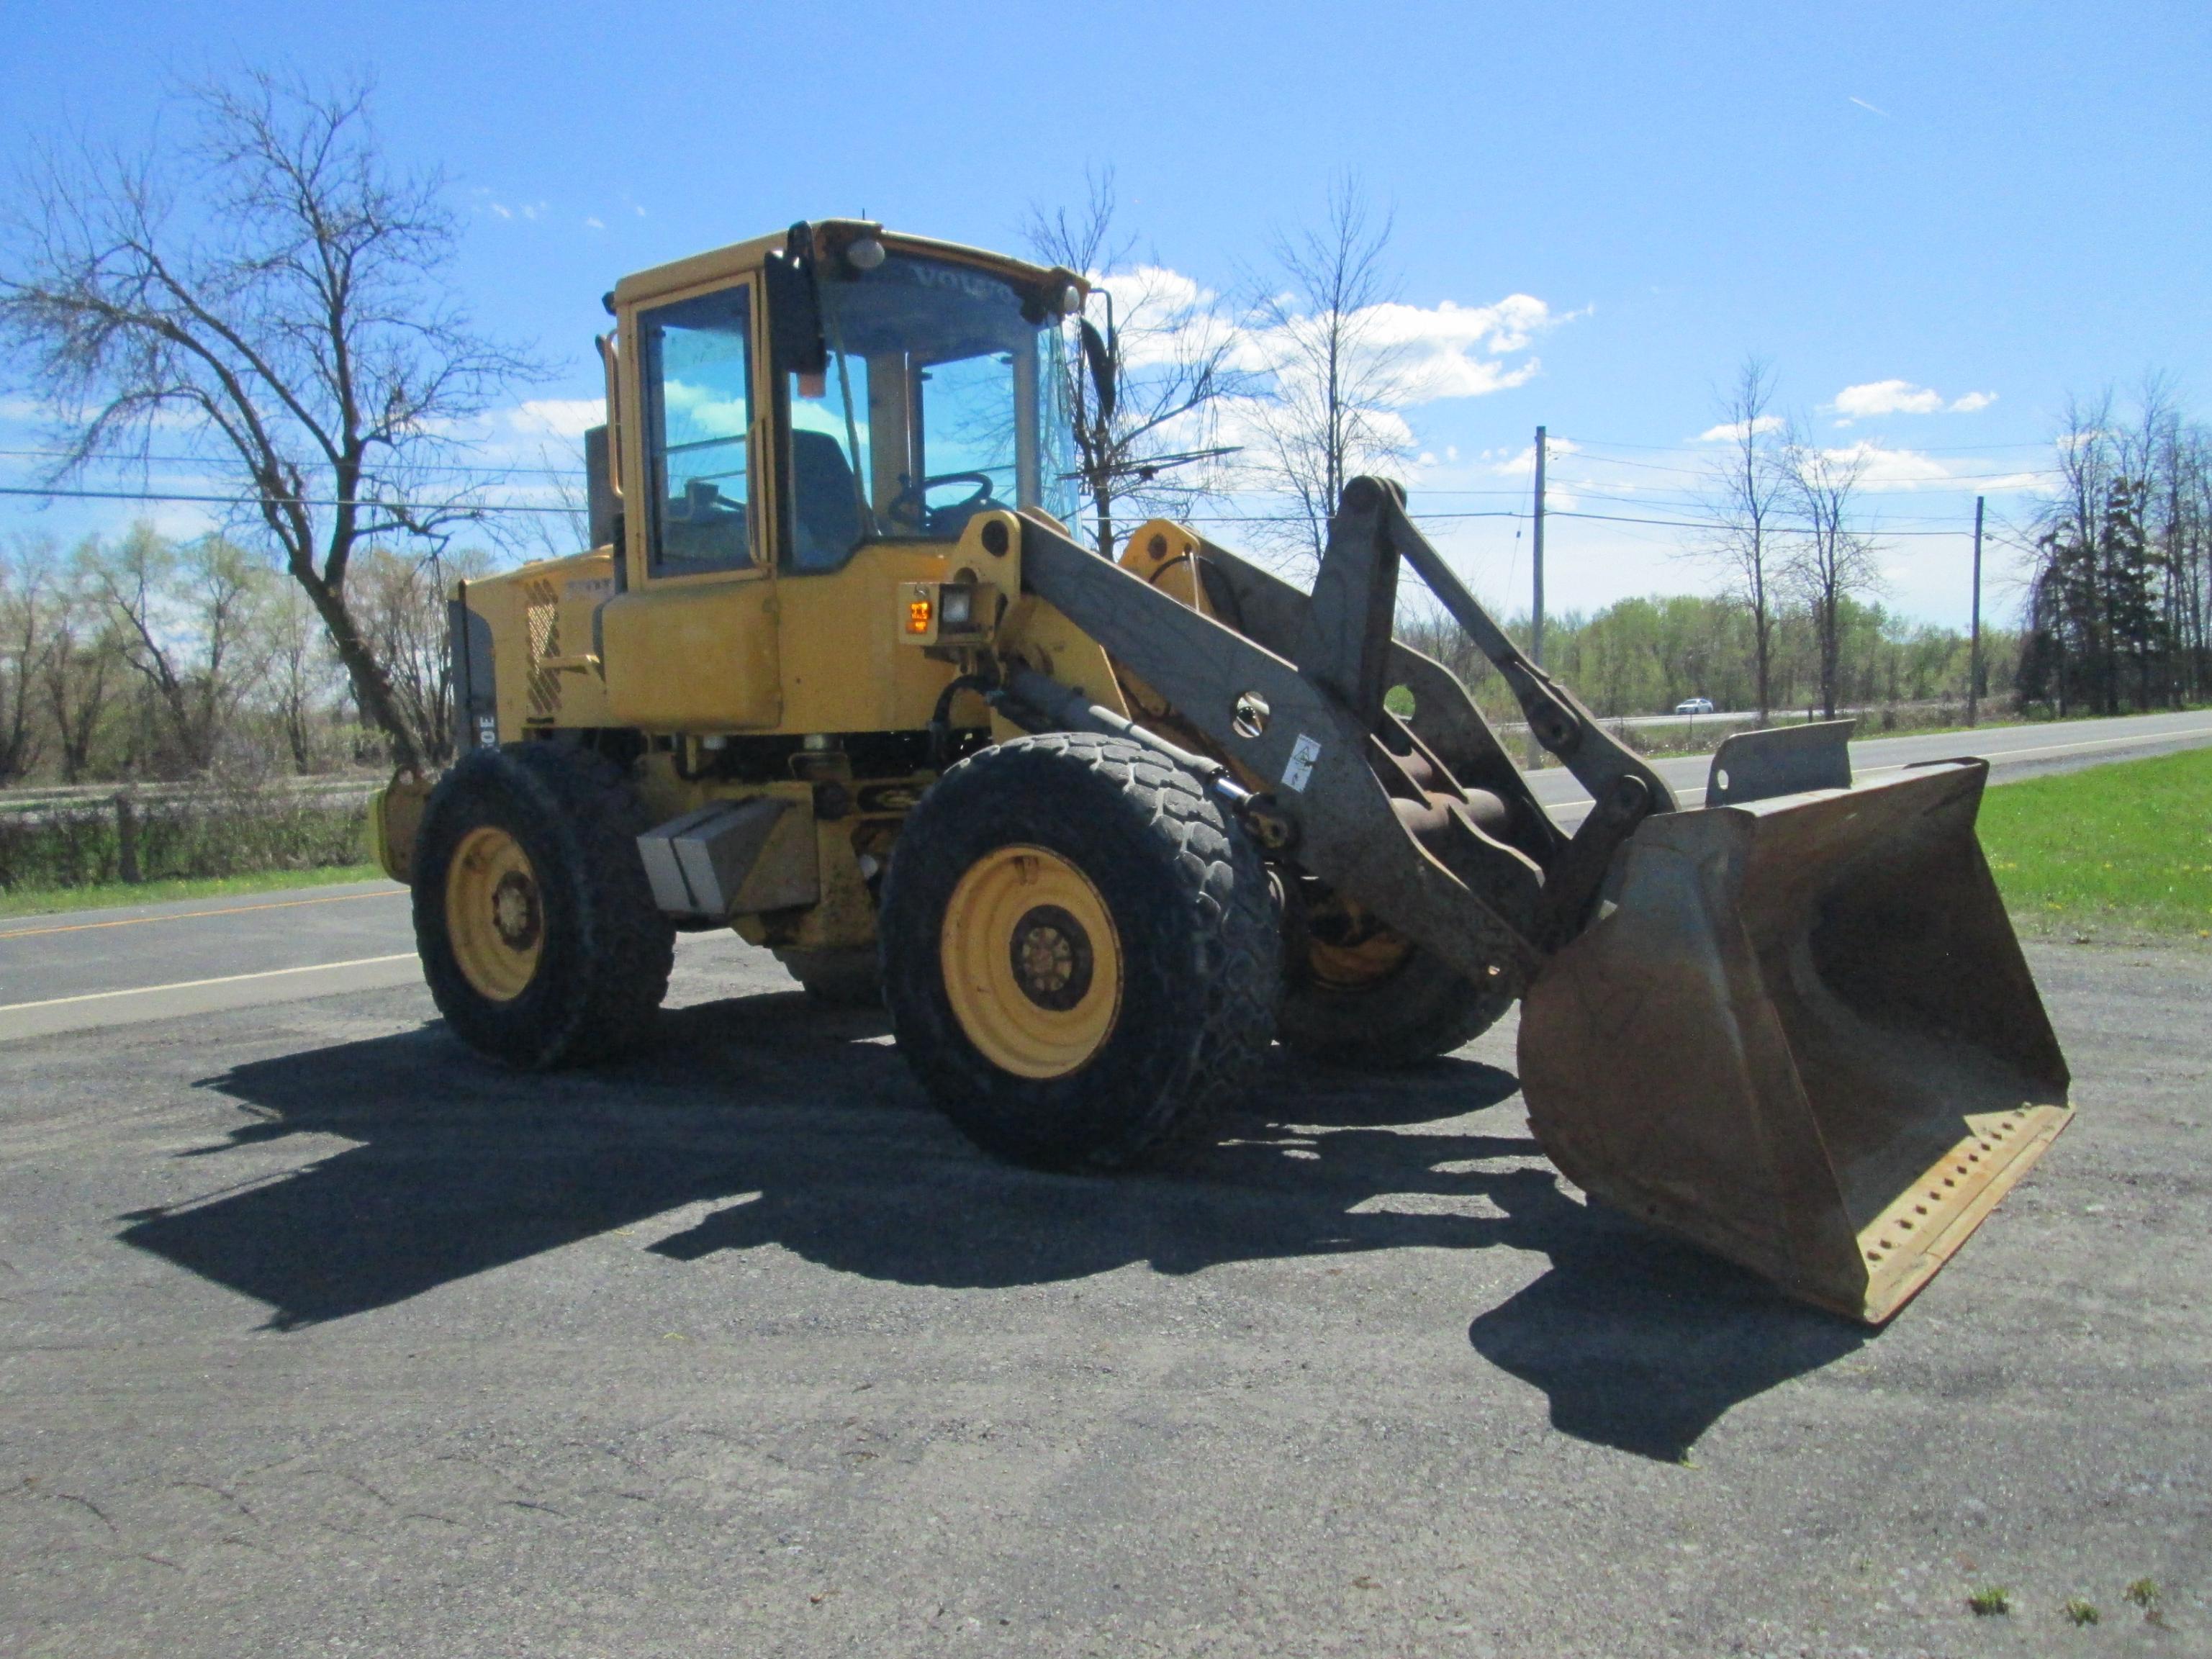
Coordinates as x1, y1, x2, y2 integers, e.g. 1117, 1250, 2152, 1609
0, 886, 404, 941
0, 953, 417, 1014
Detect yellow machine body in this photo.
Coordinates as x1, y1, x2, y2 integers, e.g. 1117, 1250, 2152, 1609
378, 219, 2071, 1326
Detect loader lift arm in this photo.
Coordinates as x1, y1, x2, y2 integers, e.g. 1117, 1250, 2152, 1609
1009, 476, 1668, 989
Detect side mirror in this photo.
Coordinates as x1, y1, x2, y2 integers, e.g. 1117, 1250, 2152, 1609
765, 223, 827, 379
1078, 318, 1116, 425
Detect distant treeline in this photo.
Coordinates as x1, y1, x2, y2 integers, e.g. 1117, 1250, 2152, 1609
1402, 593, 2015, 720
0, 524, 482, 788
2018, 388, 2212, 715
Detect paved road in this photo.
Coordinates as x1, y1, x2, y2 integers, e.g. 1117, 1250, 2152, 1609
1527, 705, 2212, 825
0, 880, 417, 1042
1, 934, 2204, 1656
4, 709, 2206, 1041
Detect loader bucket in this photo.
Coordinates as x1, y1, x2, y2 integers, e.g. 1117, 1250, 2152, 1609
1517, 757, 2071, 1324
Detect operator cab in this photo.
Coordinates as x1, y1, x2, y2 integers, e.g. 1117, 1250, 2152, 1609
612, 223, 1087, 582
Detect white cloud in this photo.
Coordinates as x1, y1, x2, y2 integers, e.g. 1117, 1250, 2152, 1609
1834, 379, 1945, 419
1479, 436, 1579, 479
1824, 440, 2043, 495
1695, 414, 1784, 443
507, 399, 604, 438
1826, 440, 1954, 488
1228, 288, 1563, 408
1082, 268, 1565, 492
1831, 379, 1998, 422
584, 216, 605, 231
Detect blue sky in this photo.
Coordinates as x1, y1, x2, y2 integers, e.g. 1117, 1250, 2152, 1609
4, 0, 2207, 626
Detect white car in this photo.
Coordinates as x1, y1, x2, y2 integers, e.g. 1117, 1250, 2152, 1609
1674, 697, 1715, 715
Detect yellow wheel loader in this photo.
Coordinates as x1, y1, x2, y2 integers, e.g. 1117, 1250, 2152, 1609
372, 221, 2070, 1324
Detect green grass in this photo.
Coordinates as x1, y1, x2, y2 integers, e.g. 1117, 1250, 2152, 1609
1978, 748, 2212, 941
1967, 1586, 2013, 1617
0, 862, 389, 920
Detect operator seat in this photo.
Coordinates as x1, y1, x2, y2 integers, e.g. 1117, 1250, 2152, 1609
789, 430, 863, 570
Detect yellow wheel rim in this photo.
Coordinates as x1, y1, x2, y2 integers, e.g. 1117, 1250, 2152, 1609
445, 825, 543, 1003
940, 844, 1123, 1080
1304, 888, 1412, 990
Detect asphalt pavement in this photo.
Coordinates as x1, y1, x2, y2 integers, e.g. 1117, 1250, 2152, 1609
1526, 705, 2212, 826
1, 708, 2208, 1654
1, 929, 2205, 1656
0, 880, 417, 1042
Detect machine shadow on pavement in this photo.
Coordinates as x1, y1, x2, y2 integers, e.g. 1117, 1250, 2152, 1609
124, 989, 1861, 1460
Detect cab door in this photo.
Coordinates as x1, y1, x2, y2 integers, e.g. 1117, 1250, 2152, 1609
600, 277, 783, 732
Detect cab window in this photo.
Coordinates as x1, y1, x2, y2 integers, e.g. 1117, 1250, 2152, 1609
643, 285, 754, 574
780, 253, 1079, 572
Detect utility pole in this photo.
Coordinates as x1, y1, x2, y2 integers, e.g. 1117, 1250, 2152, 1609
1967, 495, 1985, 727
1531, 425, 1547, 667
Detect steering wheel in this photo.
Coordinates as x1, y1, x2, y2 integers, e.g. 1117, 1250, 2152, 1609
887, 471, 998, 536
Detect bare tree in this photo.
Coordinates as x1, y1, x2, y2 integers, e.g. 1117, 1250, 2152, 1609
259, 574, 340, 772
1240, 176, 1412, 572
0, 535, 56, 781
1697, 357, 1786, 720
0, 69, 536, 772
41, 554, 123, 783
1779, 424, 1879, 718
89, 524, 271, 774
1022, 168, 1243, 553
347, 541, 495, 761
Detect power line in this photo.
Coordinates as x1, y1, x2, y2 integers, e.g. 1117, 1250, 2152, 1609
1538, 447, 2060, 486
0, 481, 2005, 541
1548, 482, 2019, 525
1548, 507, 1977, 538
1560, 433, 2059, 456
0, 446, 585, 479
0, 484, 579, 516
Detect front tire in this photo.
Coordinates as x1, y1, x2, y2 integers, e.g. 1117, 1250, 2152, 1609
412, 743, 674, 1068
880, 732, 1278, 1170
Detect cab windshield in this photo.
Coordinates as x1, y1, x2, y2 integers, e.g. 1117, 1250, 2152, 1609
784, 251, 1080, 569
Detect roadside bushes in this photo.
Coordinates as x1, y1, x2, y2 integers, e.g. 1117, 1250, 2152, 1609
0, 782, 368, 893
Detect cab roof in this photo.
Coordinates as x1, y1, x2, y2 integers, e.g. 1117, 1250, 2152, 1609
610, 221, 1081, 309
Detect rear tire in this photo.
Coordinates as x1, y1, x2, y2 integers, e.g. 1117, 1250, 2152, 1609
1279, 880, 1510, 1067
413, 743, 674, 1068
880, 731, 1278, 1170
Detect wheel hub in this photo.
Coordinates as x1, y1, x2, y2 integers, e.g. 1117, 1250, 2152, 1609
1302, 886, 1413, 990
940, 846, 1123, 1080
491, 869, 542, 951
445, 825, 544, 1003
1008, 905, 1093, 1011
